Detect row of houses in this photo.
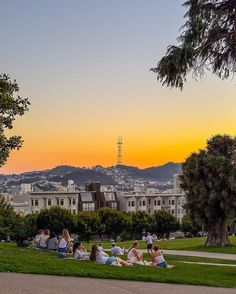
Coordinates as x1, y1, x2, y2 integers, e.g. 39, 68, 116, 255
3, 175, 186, 222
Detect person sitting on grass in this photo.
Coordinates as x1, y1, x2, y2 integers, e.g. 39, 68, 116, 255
127, 241, 150, 265
73, 241, 90, 261
47, 232, 58, 251
111, 243, 125, 255
57, 229, 72, 255
90, 244, 132, 266
39, 229, 50, 250
151, 246, 175, 268
33, 229, 44, 248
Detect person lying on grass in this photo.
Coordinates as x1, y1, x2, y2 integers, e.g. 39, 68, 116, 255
111, 243, 126, 255
127, 241, 151, 265
90, 243, 132, 266
151, 246, 175, 268
73, 241, 90, 261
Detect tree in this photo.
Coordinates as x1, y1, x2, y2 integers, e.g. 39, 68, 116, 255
76, 212, 101, 243
36, 207, 76, 235
98, 207, 130, 241
180, 134, 236, 247
152, 210, 180, 239
131, 211, 152, 237
0, 195, 16, 238
10, 214, 37, 246
181, 213, 201, 237
151, 0, 236, 89
0, 74, 30, 166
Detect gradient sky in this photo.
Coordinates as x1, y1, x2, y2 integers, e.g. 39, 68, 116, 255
1, 0, 235, 174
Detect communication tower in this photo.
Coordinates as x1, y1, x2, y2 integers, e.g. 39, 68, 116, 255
117, 136, 123, 165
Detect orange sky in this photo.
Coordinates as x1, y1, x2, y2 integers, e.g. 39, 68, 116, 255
1, 1, 235, 174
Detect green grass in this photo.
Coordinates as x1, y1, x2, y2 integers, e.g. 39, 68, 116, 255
0, 243, 236, 288
96, 236, 236, 254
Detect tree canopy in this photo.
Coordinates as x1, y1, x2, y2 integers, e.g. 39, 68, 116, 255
0, 74, 30, 166
151, 0, 236, 89
180, 134, 236, 246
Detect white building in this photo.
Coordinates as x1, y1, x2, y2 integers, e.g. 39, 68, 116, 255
30, 191, 79, 214
123, 193, 185, 222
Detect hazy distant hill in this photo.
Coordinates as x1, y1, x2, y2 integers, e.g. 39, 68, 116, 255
115, 162, 182, 181
62, 168, 115, 186
1, 162, 182, 189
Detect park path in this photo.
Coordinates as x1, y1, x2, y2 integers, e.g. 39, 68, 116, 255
161, 250, 236, 260
0, 273, 235, 294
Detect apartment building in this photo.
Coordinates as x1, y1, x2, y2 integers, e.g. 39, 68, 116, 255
123, 193, 185, 222
29, 182, 119, 214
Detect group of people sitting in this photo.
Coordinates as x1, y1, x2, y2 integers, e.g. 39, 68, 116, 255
33, 229, 174, 268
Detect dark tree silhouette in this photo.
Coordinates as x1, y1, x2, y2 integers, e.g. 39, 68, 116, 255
0, 74, 30, 166
151, 0, 236, 89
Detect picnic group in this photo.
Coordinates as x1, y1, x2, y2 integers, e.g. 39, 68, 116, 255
33, 229, 175, 268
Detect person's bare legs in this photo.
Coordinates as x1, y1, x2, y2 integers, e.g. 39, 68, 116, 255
117, 258, 132, 267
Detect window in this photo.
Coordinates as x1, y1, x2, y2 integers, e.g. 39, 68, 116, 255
128, 201, 131, 207
48, 199, 51, 206
104, 192, 116, 201
158, 200, 161, 206
57, 199, 59, 205
171, 199, 175, 205
178, 199, 181, 205
80, 192, 93, 202
139, 200, 141, 207
35, 199, 39, 207
131, 201, 135, 207
60, 199, 64, 206
111, 202, 117, 210
148, 199, 151, 205
154, 200, 157, 206
171, 209, 175, 214
142, 201, 146, 206
31, 199, 34, 206
72, 209, 76, 215
69, 199, 72, 205
168, 200, 171, 205
72, 198, 76, 205
83, 202, 95, 211
162, 200, 165, 205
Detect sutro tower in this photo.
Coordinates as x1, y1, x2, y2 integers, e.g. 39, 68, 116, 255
117, 136, 123, 165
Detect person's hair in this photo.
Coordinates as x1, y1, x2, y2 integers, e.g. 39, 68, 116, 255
44, 229, 50, 236
38, 229, 44, 234
50, 232, 56, 239
73, 241, 81, 254
153, 246, 159, 251
128, 241, 139, 253
90, 243, 98, 262
112, 243, 115, 247
62, 229, 70, 242
147, 232, 150, 235
98, 243, 102, 247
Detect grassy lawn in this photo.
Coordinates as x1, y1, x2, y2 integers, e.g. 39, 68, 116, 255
96, 236, 236, 254
0, 243, 236, 288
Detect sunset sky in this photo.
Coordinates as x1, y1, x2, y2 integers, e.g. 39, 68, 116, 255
1, 0, 235, 174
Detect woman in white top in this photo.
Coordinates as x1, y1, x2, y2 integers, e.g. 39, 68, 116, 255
151, 246, 175, 268
127, 241, 145, 265
39, 229, 50, 249
90, 244, 132, 266
73, 241, 89, 261
57, 229, 72, 254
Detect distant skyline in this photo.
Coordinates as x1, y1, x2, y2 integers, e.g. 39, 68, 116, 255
1, 0, 235, 174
